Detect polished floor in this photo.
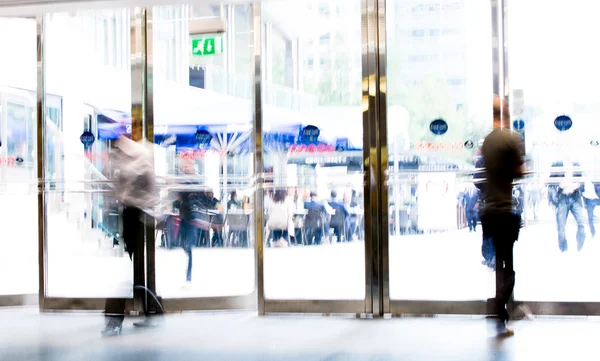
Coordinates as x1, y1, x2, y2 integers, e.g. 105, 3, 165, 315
0, 308, 598, 361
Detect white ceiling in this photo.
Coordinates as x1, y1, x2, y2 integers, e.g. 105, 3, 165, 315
0, 0, 279, 17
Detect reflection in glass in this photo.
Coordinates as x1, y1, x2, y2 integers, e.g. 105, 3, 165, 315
386, 0, 493, 301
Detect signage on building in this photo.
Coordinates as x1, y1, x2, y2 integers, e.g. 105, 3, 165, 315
415, 141, 464, 151
513, 119, 525, 131
195, 129, 213, 146
191, 36, 223, 57
84, 151, 109, 163
301, 125, 320, 143
554, 115, 573, 131
288, 143, 335, 154
80, 131, 95, 147
304, 156, 348, 165
162, 134, 177, 146
429, 118, 448, 135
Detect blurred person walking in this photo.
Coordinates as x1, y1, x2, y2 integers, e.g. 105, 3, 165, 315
480, 95, 525, 336
102, 135, 162, 337
175, 159, 201, 288
548, 159, 586, 252
267, 189, 292, 247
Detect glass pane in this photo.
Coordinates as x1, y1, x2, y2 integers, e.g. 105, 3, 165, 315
386, 0, 493, 300
262, 0, 365, 300
45, 10, 132, 298
152, 4, 255, 298
0, 17, 38, 295
509, 0, 600, 302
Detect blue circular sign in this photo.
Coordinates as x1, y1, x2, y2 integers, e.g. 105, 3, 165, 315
302, 125, 320, 142
554, 115, 573, 132
429, 119, 448, 135
513, 119, 525, 131
80, 131, 95, 147
195, 129, 213, 146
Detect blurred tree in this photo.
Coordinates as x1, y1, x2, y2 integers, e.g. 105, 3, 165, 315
304, 32, 361, 106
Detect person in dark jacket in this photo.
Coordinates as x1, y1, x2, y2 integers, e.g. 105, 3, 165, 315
329, 190, 351, 242
176, 160, 201, 288
304, 192, 330, 245
463, 184, 480, 232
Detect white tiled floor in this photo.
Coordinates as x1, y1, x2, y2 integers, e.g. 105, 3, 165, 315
0, 309, 598, 361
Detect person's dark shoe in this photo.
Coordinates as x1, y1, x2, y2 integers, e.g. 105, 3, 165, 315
101, 321, 123, 337
496, 320, 514, 337
133, 316, 163, 328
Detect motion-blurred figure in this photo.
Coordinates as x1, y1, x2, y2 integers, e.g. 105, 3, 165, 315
176, 159, 201, 288
582, 180, 600, 238
463, 184, 479, 232
102, 135, 161, 337
267, 189, 292, 247
548, 160, 586, 252
304, 192, 331, 245
480, 95, 524, 336
329, 190, 351, 242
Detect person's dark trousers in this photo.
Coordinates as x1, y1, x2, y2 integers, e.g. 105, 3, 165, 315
272, 229, 288, 241
482, 212, 520, 324
481, 234, 495, 267
584, 198, 600, 237
305, 227, 322, 245
105, 206, 142, 326
556, 195, 586, 252
180, 219, 197, 282
332, 225, 343, 242
105, 206, 163, 327
212, 230, 224, 247
466, 209, 478, 231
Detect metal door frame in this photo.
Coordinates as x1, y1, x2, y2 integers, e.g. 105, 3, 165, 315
256, 0, 380, 316
382, 0, 504, 318
143, 4, 257, 312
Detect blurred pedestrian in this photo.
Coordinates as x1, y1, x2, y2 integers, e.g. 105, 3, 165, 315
102, 135, 161, 337
480, 95, 525, 337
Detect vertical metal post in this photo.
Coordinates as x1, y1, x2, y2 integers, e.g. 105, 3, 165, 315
130, 7, 146, 311
144, 7, 158, 312
491, 0, 509, 128
36, 15, 47, 310
361, 0, 376, 316
251, 2, 265, 316
376, 0, 390, 316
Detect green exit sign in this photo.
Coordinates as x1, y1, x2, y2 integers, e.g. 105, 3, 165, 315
191, 36, 224, 57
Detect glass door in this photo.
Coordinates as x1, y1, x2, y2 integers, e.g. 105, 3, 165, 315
149, 3, 257, 311
40, 9, 138, 310
258, 0, 370, 314
509, 0, 600, 315
383, 0, 495, 315
0, 17, 39, 306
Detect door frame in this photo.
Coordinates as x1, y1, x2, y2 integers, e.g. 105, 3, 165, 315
256, 0, 380, 316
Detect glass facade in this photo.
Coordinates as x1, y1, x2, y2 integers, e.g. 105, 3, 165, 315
0, 0, 598, 317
